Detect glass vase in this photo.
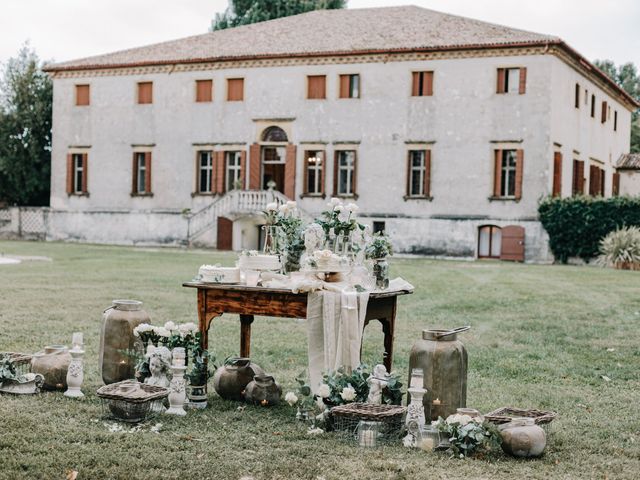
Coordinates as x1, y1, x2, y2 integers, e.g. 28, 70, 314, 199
372, 258, 389, 290
262, 225, 280, 255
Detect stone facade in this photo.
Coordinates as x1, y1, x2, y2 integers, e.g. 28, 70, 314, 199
45, 12, 636, 262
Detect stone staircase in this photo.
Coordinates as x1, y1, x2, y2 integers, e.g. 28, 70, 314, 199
185, 189, 312, 245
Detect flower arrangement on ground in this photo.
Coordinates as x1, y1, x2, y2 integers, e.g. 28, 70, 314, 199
284, 364, 404, 430
433, 413, 502, 458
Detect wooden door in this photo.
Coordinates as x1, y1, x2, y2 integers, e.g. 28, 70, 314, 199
217, 216, 233, 251
500, 225, 525, 262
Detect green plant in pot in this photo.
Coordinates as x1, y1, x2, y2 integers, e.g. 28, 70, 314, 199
186, 348, 214, 409
365, 233, 394, 290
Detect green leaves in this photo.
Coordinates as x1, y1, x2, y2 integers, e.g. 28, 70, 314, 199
539, 195, 640, 263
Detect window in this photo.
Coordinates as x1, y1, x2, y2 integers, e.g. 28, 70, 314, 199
601, 101, 608, 123
552, 152, 562, 197
497, 67, 526, 94
227, 78, 244, 101
339, 74, 360, 99
132, 152, 151, 195
407, 150, 431, 197
225, 151, 242, 191
574, 83, 580, 109
75, 85, 90, 106
197, 151, 213, 193
589, 165, 605, 197
304, 150, 324, 195
261, 126, 288, 142
590, 94, 595, 117
307, 75, 326, 99
335, 150, 356, 196
137, 82, 153, 104
195, 80, 213, 102
572, 159, 585, 195
412, 72, 433, 97
66, 153, 87, 195
478, 225, 501, 259
493, 149, 522, 198
614, 111, 618, 131
372, 221, 386, 235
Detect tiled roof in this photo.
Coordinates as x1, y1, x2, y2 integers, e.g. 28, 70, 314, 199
46, 6, 558, 71
617, 153, 640, 170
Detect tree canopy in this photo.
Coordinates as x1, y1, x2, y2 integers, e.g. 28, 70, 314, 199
212, 0, 346, 31
594, 59, 640, 153
0, 44, 52, 206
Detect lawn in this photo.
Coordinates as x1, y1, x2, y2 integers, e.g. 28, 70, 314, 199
0, 240, 639, 480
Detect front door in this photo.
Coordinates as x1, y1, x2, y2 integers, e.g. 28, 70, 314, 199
261, 146, 286, 193
500, 225, 525, 262
217, 216, 233, 251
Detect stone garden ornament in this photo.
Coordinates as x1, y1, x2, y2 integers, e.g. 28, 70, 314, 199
144, 346, 172, 388
366, 364, 389, 404
64, 332, 85, 398
166, 347, 187, 416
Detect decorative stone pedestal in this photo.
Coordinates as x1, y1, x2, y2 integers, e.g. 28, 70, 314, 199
64, 346, 85, 398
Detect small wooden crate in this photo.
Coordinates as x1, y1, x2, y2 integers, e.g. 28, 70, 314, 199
330, 403, 407, 446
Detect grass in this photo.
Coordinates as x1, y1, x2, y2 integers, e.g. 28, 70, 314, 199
0, 240, 639, 480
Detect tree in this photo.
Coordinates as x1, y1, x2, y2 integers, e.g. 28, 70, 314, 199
0, 43, 52, 206
594, 59, 640, 153
212, 0, 346, 31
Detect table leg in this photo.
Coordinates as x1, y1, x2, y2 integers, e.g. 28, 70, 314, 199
197, 289, 222, 397
240, 314, 254, 358
380, 298, 397, 372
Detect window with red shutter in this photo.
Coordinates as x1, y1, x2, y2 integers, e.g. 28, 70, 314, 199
406, 150, 431, 197
334, 150, 357, 196
612, 172, 620, 196
574, 83, 580, 109
132, 151, 152, 195
572, 160, 585, 195
614, 111, 618, 131
137, 82, 153, 104
339, 74, 360, 98
411, 72, 434, 97
304, 151, 325, 195
552, 152, 562, 197
196, 151, 214, 193
227, 78, 244, 101
496, 68, 524, 94
601, 101, 608, 123
75, 85, 90, 106
590, 95, 595, 117
195, 80, 213, 102
67, 153, 88, 195
307, 76, 326, 99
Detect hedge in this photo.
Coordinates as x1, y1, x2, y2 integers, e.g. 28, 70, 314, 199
538, 196, 640, 263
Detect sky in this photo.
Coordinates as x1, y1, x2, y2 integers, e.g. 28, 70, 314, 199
1, 0, 639, 68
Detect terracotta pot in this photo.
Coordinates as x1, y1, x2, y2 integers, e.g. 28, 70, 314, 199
31, 345, 72, 390
499, 417, 547, 458
212, 358, 264, 401
244, 374, 282, 406
99, 299, 150, 385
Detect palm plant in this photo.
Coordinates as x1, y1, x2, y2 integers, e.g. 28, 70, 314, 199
597, 226, 640, 270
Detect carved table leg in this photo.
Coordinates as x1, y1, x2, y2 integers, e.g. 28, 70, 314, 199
240, 314, 254, 358
197, 289, 221, 396
380, 298, 398, 372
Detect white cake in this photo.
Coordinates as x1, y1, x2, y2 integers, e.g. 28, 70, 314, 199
199, 265, 241, 283
238, 252, 282, 271
311, 250, 348, 271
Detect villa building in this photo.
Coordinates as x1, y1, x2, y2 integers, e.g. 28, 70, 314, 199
44, 6, 639, 261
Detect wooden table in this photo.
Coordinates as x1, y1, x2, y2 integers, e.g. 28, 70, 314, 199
182, 282, 411, 379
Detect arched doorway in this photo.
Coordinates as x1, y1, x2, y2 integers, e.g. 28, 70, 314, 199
478, 225, 501, 259
261, 126, 288, 193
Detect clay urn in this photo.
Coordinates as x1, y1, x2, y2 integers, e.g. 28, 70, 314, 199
499, 417, 547, 458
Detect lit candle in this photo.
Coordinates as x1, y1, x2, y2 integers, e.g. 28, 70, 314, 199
432, 398, 441, 405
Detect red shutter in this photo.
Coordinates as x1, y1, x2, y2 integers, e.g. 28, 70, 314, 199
424, 150, 432, 197
411, 73, 420, 97
601, 101, 608, 123
577, 160, 585, 195
405, 151, 411, 196
249, 143, 260, 190
552, 152, 562, 197
284, 144, 297, 199
196, 80, 213, 102
496, 68, 506, 94
131, 153, 138, 194
333, 151, 339, 195
227, 78, 244, 101
81, 153, 88, 194
588, 165, 597, 196
515, 149, 524, 200
216, 151, 225, 194
425, 72, 434, 96
239, 150, 247, 190
308, 76, 326, 99
493, 149, 503, 197
518, 67, 527, 94
600, 169, 605, 197
339, 75, 350, 98
145, 152, 152, 194
303, 151, 310, 195
195, 152, 201, 194
76, 85, 90, 106
612, 172, 620, 196
138, 82, 152, 104
66, 154, 73, 194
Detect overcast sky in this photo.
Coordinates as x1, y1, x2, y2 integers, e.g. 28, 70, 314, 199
1, 0, 638, 68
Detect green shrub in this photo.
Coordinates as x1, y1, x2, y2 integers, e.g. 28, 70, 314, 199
596, 226, 640, 269
538, 196, 640, 263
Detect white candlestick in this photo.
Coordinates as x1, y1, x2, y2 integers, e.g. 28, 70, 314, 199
64, 347, 85, 398
72, 332, 83, 348
166, 348, 187, 416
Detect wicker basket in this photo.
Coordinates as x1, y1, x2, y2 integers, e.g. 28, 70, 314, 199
0, 352, 32, 376
330, 403, 407, 446
485, 407, 557, 435
97, 380, 169, 423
